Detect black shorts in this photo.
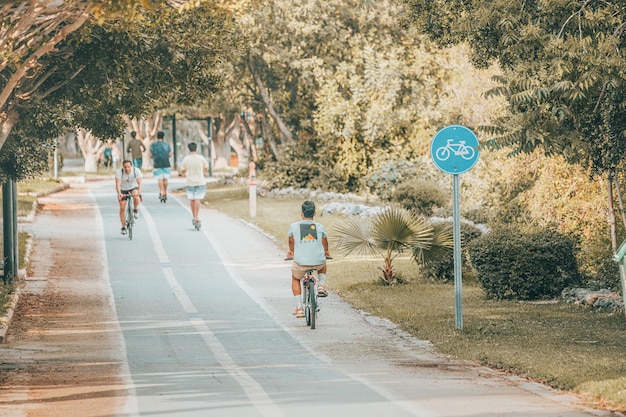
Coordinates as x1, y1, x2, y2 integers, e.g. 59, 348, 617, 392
121, 188, 138, 195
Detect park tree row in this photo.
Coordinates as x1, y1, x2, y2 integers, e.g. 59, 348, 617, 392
0, 0, 244, 179
3, 0, 626, 275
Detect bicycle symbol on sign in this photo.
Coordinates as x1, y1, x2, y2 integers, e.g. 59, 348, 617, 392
435, 139, 476, 161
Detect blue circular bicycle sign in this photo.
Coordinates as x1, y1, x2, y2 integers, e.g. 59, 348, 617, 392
430, 125, 480, 174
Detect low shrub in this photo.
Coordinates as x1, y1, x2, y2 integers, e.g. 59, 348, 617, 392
391, 180, 448, 216
421, 222, 483, 282
260, 142, 320, 189
361, 160, 419, 201
462, 207, 493, 226
467, 226, 581, 300
586, 260, 621, 292
575, 234, 621, 291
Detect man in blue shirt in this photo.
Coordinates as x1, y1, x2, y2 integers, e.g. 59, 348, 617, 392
149, 131, 172, 202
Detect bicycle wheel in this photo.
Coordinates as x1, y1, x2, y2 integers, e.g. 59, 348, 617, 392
126, 198, 134, 240
435, 146, 450, 161
308, 279, 317, 329
304, 281, 311, 326
461, 146, 476, 160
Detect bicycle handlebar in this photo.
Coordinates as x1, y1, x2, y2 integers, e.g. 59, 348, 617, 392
284, 256, 332, 261
121, 193, 142, 200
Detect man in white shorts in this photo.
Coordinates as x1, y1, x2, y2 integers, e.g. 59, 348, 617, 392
180, 142, 208, 229
149, 131, 172, 202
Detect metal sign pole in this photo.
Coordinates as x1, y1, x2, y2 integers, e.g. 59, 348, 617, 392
452, 174, 463, 329
430, 125, 480, 331
207, 117, 213, 177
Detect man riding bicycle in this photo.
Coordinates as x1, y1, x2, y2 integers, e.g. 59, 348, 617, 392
287, 200, 330, 318
115, 160, 143, 235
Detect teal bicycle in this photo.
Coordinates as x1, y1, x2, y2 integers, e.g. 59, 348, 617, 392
286, 257, 331, 330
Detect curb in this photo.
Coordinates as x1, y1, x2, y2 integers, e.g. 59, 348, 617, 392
0, 286, 20, 344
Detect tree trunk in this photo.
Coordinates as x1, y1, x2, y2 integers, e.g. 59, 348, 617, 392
57, 131, 79, 156
225, 115, 255, 168
259, 110, 279, 161
614, 176, 626, 232
84, 153, 99, 172
240, 112, 258, 162
249, 65, 295, 145
227, 118, 246, 168
76, 128, 105, 173
0, 109, 18, 152
213, 116, 231, 169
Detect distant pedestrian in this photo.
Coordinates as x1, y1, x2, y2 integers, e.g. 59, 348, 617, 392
126, 131, 146, 169
111, 140, 121, 168
102, 140, 114, 169
180, 142, 208, 229
150, 131, 172, 202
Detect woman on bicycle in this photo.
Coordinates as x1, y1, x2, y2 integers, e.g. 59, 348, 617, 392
115, 160, 143, 235
287, 200, 331, 317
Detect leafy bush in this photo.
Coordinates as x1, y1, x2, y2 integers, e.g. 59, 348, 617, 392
391, 180, 448, 216
574, 233, 621, 291
259, 142, 320, 190
462, 207, 492, 225
590, 261, 621, 291
467, 227, 581, 300
361, 160, 419, 201
421, 222, 483, 282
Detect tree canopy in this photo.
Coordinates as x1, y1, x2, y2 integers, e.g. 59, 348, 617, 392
220, 0, 486, 192
404, 0, 626, 249
0, 0, 241, 181
405, 0, 626, 172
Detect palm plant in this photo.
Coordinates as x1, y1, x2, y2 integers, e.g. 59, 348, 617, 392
332, 207, 453, 285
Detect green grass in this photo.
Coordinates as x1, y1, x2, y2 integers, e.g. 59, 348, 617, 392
207, 189, 626, 412
0, 178, 65, 217
17, 177, 65, 195
0, 231, 31, 312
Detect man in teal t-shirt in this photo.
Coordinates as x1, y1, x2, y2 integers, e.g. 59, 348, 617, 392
149, 131, 172, 202
286, 200, 331, 317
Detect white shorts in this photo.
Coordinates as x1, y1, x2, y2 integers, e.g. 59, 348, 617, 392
186, 185, 206, 200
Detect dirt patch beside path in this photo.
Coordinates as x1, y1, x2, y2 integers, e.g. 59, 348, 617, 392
0, 185, 127, 417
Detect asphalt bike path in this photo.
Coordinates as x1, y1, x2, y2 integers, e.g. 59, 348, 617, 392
96, 178, 429, 417
2, 177, 620, 417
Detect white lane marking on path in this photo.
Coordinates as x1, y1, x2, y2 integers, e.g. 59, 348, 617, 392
168, 195, 439, 417
91, 189, 140, 417
139, 204, 287, 417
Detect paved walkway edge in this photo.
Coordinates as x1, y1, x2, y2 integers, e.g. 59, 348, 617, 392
0, 183, 66, 343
